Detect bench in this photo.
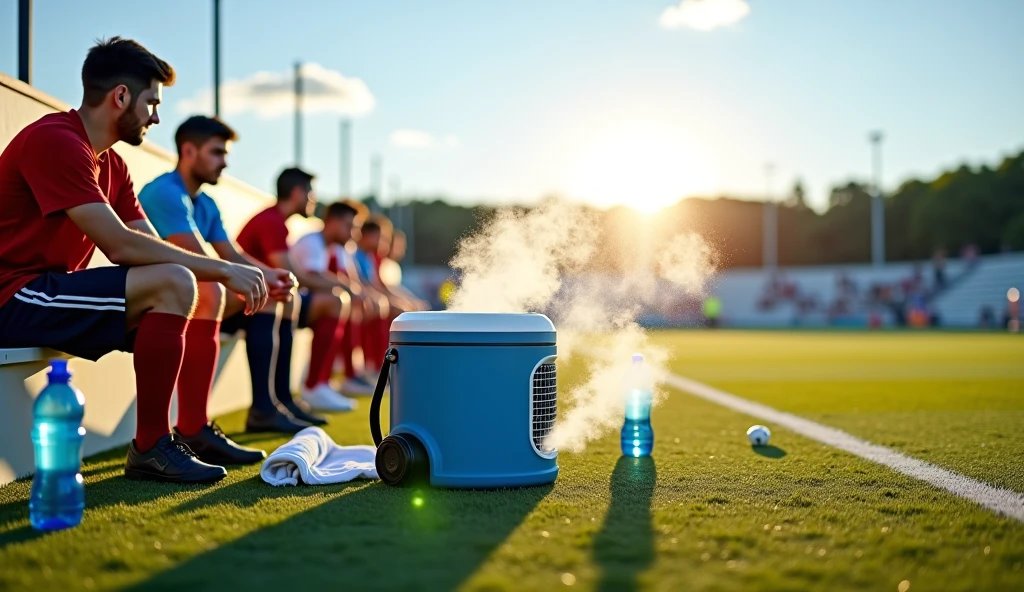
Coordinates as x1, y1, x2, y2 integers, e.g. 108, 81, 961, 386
0, 329, 314, 486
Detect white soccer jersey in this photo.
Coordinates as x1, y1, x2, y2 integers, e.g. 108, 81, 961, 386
290, 231, 330, 273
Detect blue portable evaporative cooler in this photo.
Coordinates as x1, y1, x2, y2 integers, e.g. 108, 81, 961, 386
369, 312, 559, 488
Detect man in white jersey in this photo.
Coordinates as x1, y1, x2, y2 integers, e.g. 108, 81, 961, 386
290, 201, 378, 396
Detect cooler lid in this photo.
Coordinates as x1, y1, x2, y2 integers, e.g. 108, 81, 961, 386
390, 312, 556, 345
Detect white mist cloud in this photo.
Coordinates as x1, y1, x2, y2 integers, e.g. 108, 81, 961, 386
176, 63, 375, 119
448, 197, 716, 453
391, 129, 434, 148
390, 129, 461, 149
660, 0, 751, 31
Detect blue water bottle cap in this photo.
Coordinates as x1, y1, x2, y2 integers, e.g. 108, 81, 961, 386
48, 359, 71, 383
632, 353, 644, 364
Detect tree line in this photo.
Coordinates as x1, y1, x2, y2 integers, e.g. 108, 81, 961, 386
362, 149, 1024, 270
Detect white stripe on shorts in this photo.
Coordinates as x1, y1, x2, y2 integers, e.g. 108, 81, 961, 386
14, 293, 126, 312
19, 287, 126, 304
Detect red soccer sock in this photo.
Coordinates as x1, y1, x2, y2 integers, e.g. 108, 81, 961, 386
340, 318, 357, 379
379, 316, 393, 355
134, 312, 189, 452
306, 316, 343, 389
175, 318, 220, 436
362, 317, 382, 370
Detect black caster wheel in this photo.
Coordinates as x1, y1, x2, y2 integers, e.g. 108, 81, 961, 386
376, 433, 429, 486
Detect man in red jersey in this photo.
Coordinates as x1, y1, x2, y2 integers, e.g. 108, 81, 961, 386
232, 167, 355, 416
0, 37, 273, 484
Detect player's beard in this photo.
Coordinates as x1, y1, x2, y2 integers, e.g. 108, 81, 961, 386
193, 165, 224, 186
116, 108, 147, 147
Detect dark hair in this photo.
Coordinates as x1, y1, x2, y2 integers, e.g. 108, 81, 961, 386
276, 167, 315, 200
325, 201, 358, 220
175, 116, 238, 156
361, 214, 393, 237
82, 37, 175, 107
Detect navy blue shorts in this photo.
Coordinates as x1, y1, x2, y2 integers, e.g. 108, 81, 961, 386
221, 289, 313, 334
0, 267, 135, 361
297, 289, 313, 329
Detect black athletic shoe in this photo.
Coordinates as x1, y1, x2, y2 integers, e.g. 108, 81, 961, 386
124, 434, 227, 484
245, 407, 312, 434
173, 422, 267, 466
281, 399, 329, 426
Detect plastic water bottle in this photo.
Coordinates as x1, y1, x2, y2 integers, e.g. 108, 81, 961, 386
30, 360, 86, 531
620, 353, 654, 457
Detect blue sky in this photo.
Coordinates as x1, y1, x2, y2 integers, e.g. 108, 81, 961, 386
2, 0, 1022, 211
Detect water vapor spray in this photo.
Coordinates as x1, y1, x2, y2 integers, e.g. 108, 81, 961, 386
448, 198, 716, 452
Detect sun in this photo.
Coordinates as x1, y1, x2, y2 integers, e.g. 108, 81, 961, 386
568, 124, 714, 213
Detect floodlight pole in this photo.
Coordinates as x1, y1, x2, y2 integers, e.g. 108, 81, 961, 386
213, 0, 221, 116
763, 162, 778, 269
18, 0, 32, 85
294, 61, 303, 166
340, 119, 352, 197
870, 131, 885, 266
371, 154, 382, 201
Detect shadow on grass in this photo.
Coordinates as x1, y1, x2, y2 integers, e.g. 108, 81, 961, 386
130, 481, 553, 591
753, 445, 787, 459
594, 456, 657, 592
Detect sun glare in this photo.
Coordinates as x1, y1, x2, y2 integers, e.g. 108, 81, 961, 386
569, 124, 714, 213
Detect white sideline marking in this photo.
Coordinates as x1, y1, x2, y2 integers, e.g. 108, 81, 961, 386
662, 372, 1024, 522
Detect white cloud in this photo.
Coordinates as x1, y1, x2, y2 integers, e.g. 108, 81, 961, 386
176, 63, 375, 119
659, 0, 750, 31
390, 129, 461, 149
391, 129, 434, 148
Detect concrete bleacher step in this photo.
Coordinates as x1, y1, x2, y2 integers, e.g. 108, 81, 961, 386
932, 255, 1024, 326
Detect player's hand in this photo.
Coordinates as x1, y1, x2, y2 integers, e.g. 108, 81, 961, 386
267, 268, 297, 302
223, 263, 268, 314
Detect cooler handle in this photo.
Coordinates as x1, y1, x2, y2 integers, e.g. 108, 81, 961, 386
370, 347, 398, 447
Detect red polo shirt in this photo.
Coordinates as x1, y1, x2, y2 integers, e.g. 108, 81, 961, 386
0, 110, 146, 307
235, 206, 290, 267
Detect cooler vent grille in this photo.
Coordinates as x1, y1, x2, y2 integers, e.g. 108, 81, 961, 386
531, 362, 557, 457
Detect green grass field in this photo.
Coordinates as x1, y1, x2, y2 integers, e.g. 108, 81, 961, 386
1, 331, 1023, 591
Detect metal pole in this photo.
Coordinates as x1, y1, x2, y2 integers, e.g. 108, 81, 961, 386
294, 61, 303, 166
762, 162, 777, 269
870, 131, 885, 266
405, 201, 416, 266
371, 154, 382, 202
213, 0, 221, 116
18, 0, 32, 85
340, 119, 351, 197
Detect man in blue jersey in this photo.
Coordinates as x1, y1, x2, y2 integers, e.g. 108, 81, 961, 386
138, 116, 323, 464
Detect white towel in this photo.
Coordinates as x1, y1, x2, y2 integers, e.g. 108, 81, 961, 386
260, 427, 378, 486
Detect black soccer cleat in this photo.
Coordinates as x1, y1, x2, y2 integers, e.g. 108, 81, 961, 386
124, 434, 227, 484
245, 407, 312, 434
173, 422, 267, 466
280, 398, 329, 427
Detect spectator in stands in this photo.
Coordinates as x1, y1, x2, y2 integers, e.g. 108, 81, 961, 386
234, 168, 355, 414
289, 201, 376, 399
138, 115, 315, 464
702, 296, 722, 328
933, 248, 948, 290
0, 38, 272, 484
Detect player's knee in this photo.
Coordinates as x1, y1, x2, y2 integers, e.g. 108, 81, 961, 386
157, 264, 198, 315
338, 290, 352, 321
321, 288, 345, 318
194, 282, 225, 319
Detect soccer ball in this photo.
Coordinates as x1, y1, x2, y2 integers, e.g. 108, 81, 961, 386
747, 425, 771, 447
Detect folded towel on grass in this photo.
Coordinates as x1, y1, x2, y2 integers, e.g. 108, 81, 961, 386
260, 427, 378, 486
